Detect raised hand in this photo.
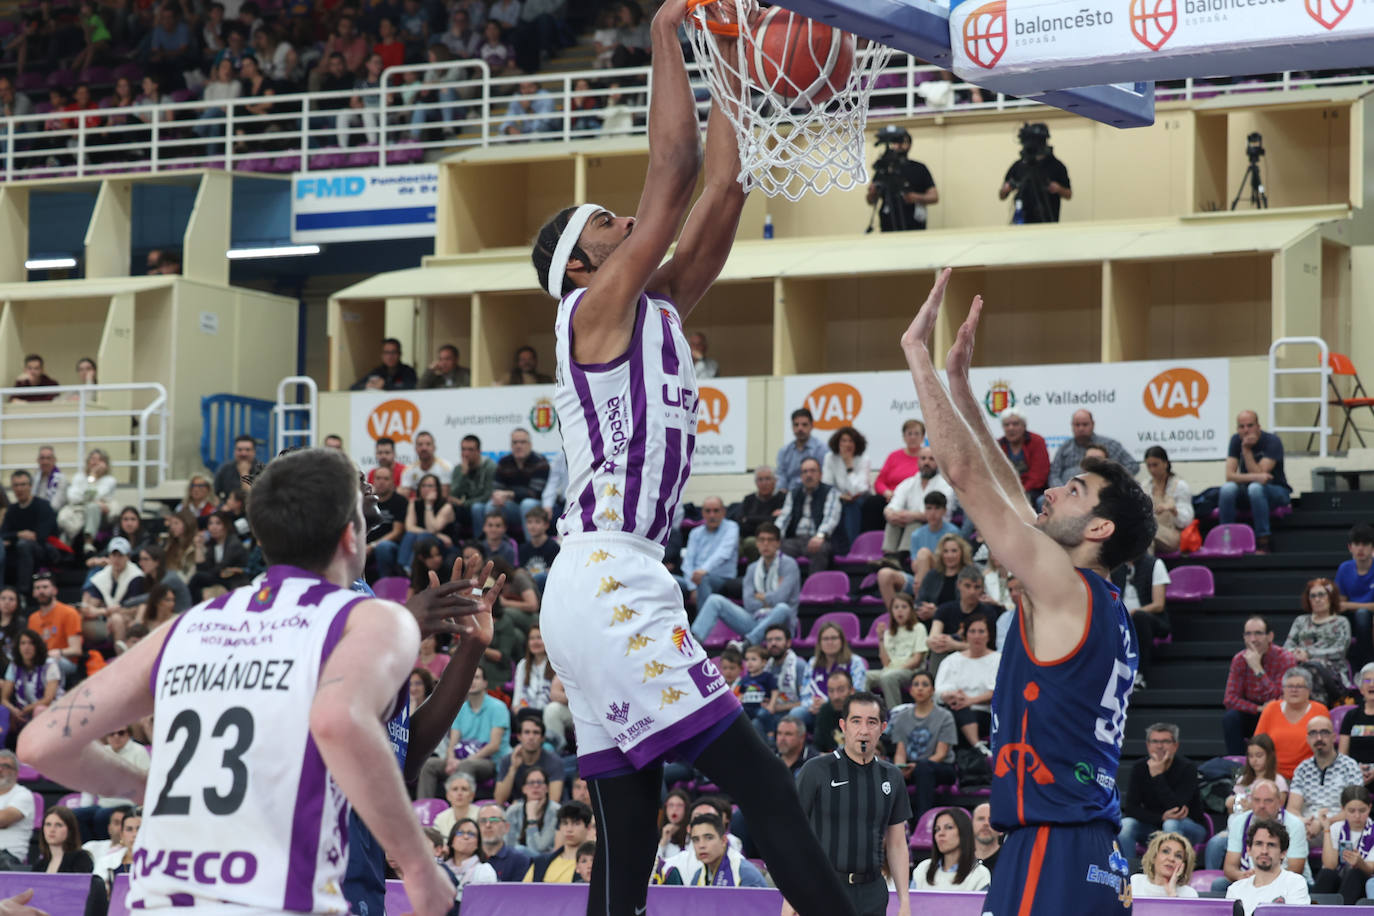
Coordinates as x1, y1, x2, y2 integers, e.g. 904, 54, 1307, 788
946, 295, 984, 382
404, 556, 490, 640
452, 557, 503, 649
900, 268, 952, 356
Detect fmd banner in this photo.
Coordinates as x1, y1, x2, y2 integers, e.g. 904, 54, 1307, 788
290, 164, 438, 243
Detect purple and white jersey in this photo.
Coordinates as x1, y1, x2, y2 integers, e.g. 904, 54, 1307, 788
554, 288, 698, 547
132, 566, 365, 914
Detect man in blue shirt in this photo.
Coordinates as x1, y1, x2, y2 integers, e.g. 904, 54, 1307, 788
1337, 524, 1374, 669
1220, 410, 1291, 553
499, 81, 557, 135
775, 408, 829, 491
691, 522, 800, 647
477, 802, 532, 881
418, 666, 511, 797
675, 496, 740, 609
909, 490, 961, 581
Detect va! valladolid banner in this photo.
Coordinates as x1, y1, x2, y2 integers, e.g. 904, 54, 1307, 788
782, 358, 1231, 462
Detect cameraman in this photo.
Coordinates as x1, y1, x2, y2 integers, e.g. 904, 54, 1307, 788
865, 126, 938, 232
998, 122, 1071, 224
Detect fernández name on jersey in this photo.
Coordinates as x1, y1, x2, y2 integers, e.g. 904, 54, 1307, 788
158, 658, 297, 699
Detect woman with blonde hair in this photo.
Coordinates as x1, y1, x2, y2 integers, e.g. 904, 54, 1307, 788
60, 448, 118, 552
911, 533, 972, 621
1130, 831, 1198, 898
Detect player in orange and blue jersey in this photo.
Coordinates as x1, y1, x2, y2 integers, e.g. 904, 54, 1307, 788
900, 270, 1156, 915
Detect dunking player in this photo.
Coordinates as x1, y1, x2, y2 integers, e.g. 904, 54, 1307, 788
529, 1, 856, 914
19, 449, 461, 915
900, 270, 1155, 915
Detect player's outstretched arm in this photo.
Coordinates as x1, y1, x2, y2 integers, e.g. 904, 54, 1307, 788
901, 270, 1082, 620
18, 621, 168, 800
312, 599, 453, 916
405, 558, 503, 784
943, 297, 1037, 528
649, 87, 747, 315
573, 0, 701, 360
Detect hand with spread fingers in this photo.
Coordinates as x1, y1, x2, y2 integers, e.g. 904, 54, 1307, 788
405, 554, 492, 640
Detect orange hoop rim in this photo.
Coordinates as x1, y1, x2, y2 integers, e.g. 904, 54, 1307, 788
686, 0, 742, 36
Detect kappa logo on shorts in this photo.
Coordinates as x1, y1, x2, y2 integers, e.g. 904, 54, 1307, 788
597, 577, 627, 596
688, 658, 727, 697
671, 626, 695, 658
611, 605, 640, 624
626, 634, 655, 654
599, 508, 623, 523
606, 701, 631, 725
586, 550, 614, 566
604, 483, 621, 497
659, 687, 688, 709
642, 660, 670, 682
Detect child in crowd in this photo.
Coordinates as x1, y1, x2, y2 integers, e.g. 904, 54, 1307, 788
715, 647, 742, 691
1315, 785, 1374, 904
737, 645, 779, 738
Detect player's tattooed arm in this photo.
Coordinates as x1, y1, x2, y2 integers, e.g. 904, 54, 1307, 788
18, 621, 168, 802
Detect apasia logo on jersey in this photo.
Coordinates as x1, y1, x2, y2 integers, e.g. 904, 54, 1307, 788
983, 379, 1016, 417
1142, 368, 1208, 419
1306, 0, 1351, 29
1129, 0, 1177, 51
697, 387, 729, 435
804, 383, 863, 431
529, 398, 557, 434
962, 1, 1008, 69
366, 398, 419, 445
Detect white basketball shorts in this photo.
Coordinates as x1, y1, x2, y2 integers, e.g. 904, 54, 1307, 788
540, 531, 741, 779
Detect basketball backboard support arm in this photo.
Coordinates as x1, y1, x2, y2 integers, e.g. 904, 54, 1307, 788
769, 0, 1156, 126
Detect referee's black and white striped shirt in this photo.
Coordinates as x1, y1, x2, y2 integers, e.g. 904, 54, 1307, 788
796, 749, 911, 875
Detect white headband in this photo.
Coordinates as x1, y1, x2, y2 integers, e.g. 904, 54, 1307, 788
546, 203, 604, 299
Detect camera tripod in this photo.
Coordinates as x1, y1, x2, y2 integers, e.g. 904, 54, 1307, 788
1230, 157, 1268, 210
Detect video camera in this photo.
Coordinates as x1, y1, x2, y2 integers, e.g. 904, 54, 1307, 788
1017, 121, 1051, 165
871, 125, 912, 194
1246, 131, 1265, 164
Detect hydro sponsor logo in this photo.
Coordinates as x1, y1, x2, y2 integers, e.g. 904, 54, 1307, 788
688, 658, 726, 698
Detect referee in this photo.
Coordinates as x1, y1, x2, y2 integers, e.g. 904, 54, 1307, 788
789, 691, 912, 916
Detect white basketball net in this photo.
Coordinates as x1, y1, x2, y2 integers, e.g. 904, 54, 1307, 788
686, 0, 893, 201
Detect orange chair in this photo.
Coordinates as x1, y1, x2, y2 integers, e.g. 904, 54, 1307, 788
1308, 352, 1374, 450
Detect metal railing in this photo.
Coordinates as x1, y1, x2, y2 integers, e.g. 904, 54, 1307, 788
1269, 336, 1331, 457
0, 383, 169, 504
273, 375, 318, 453
0, 60, 1369, 178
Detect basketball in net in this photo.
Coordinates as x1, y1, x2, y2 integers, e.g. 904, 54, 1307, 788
686, 0, 892, 201
746, 8, 855, 107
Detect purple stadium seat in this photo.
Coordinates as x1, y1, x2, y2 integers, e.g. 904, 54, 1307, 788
853, 615, 887, 651
112, 63, 142, 82
794, 611, 861, 651
702, 617, 739, 650
345, 151, 378, 167
412, 798, 449, 827
1330, 704, 1357, 734
373, 576, 409, 603
17, 764, 38, 781
799, 570, 850, 604
1165, 565, 1214, 602
1193, 524, 1256, 558
271, 155, 302, 172
32, 101, 52, 114
908, 807, 942, 852
239, 157, 275, 172
834, 530, 883, 566
1207, 505, 1293, 522
45, 70, 75, 90
856, 572, 884, 606
387, 143, 424, 165
310, 152, 348, 170
57, 792, 81, 809
1188, 870, 1224, 893
80, 66, 113, 84
16, 72, 45, 93
168, 89, 196, 103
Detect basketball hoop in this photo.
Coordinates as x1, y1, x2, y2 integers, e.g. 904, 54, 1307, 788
686, 0, 893, 201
